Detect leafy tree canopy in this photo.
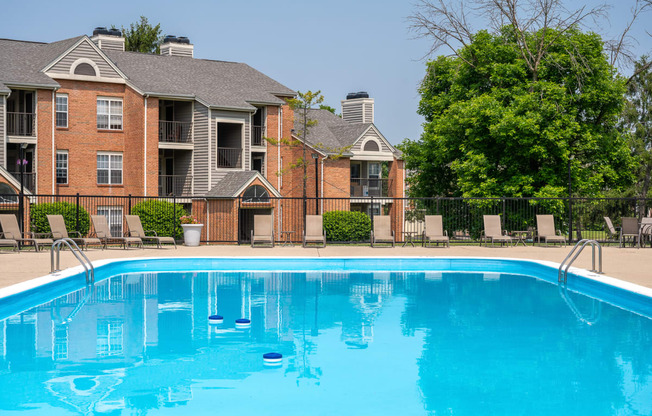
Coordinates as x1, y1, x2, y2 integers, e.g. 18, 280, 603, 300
120, 16, 162, 54
399, 26, 635, 198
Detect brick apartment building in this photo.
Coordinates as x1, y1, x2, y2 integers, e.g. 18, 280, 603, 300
0, 29, 404, 241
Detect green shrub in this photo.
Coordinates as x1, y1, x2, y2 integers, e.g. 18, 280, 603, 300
30, 202, 91, 236
323, 210, 371, 242
131, 200, 187, 239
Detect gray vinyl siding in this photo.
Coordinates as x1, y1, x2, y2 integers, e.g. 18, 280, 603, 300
48, 40, 122, 78
0, 96, 4, 168
351, 128, 393, 153
211, 110, 250, 174
193, 103, 209, 194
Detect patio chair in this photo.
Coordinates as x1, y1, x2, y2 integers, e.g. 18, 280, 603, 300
91, 215, 143, 249
604, 217, 619, 241
481, 215, 513, 247
371, 215, 394, 247
423, 215, 449, 247
535, 215, 566, 246
639, 217, 652, 248
0, 214, 52, 252
47, 214, 104, 250
303, 215, 326, 248
126, 215, 176, 249
619, 217, 639, 248
251, 214, 274, 247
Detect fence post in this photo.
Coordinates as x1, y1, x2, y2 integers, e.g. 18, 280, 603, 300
436, 198, 440, 215
237, 197, 241, 245
75, 193, 80, 234
502, 198, 506, 229
173, 195, 177, 239
128, 194, 132, 215
370, 195, 375, 236
568, 196, 573, 244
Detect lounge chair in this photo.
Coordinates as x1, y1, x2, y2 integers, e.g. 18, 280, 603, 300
535, 215, 566, 246
604, 217, 619, 241
639, 217, 652, 248
423, 215, 449, 247
47, 214, 104, 250
126, 215, 176, 249
619, 217, 639, 248
371, 215, 394, 247
91, 215, 143, 249
251, 214, 274, 247
481, 215, 513, 247
0, 214, 52, 252
303, 215, 326, 248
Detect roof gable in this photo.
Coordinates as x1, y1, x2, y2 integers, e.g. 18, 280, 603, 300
350, 125, 396, 154
206, 171, 281, 198
43, 37, 127, 83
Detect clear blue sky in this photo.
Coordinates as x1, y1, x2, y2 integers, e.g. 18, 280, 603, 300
1, 0, 650, 145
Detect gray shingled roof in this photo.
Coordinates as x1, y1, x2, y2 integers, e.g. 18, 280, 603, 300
206, 171, 260, 197
0, 81, 9, 94
106, 50, 295, 110
0, 37, 82, 88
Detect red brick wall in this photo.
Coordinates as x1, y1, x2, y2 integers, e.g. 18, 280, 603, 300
36, 89, 54, 194
45, 80, 156, 197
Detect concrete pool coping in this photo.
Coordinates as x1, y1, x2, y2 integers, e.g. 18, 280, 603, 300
1, 244, 650, 290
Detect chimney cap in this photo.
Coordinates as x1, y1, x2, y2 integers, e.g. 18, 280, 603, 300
93, 27, 110, 36
163, 35, 178, 44
346, 91, 369, 100
176, 36, 190, 44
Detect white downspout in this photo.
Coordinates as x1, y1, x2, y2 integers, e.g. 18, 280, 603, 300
208, 109, 212, 190
144, 96, 148, 196
51, 90, 55, 194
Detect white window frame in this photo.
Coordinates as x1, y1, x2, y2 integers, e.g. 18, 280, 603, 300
97, 206, 123, 237
97, 152, 123, 185
56, 150, 68, 185
97, 97, 123, 130
56, 94, 68, 128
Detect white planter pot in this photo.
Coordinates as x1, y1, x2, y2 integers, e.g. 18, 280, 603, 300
181, 224, 204, 247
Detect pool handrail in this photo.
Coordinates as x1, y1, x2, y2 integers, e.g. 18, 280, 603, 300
558, 239, 602, 284
51, 238, 95, 285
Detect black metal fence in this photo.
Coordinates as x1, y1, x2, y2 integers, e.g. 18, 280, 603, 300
1, 194, 650, 245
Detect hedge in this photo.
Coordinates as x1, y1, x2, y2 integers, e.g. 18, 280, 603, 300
131, 200, 187, 239
323, 210, 371, 242
30, 201, 91, 236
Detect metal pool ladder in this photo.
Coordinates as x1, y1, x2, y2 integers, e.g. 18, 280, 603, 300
51, 238, 95, 285
558, 239, 602, 284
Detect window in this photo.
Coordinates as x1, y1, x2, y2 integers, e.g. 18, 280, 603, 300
56, 94, 68, 128
97, 153, 122, 185
74, 62, 96, 76
52, 325, 68, 360
363, 140, 380, 152
97, 97, 123, 130
242, 185, 269, 202
97, 206, 123, 237
97, 319, 123, 357
56, 150, 68, 185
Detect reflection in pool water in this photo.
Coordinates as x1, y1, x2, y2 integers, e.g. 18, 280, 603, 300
0, 271, 651, 415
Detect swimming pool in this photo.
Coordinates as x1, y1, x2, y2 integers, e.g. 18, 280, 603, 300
0, 258, 650, 415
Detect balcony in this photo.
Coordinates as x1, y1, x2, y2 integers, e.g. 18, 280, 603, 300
7, 112, 36, 137
350, 178, 392, 198
159, 120, 192, 144
217, 147, 242, 169
10, 172, 36, 193
159, 175, 192, 196
252, 125, 263, 146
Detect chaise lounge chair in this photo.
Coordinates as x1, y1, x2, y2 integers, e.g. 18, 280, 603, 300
371, 215, 395, 247
604, 217, 619, 241
620, 217, 639, 248
303, 215, 326, 248
0, 214, 52, 252
251, 214, 274, 247
481, 215, 513, 247
91, 215, 143, 249
126, 215, 176, 249
47, 214, 104, 250
535, 215, 566, 246
423, 215, 449, 247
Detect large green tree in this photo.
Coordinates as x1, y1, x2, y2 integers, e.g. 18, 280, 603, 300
400, 26, 635, 198
623, 57, 652, 198
120, 16, 162, 54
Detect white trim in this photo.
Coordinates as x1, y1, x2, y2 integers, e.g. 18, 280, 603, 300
96, 96, 123, 131
351, 154, 395, 161
320, 158, 324, 213
96, 152, 123, 185
350, 124, 398, 154
191, 101, 195, 195
208, 109, 212, 190
158, 142, 193, 150
55, 149, 68, 185
360, 137, 382, 152
41, 37, 128, 80
68, 57, 101, 77
52, 91, 55, 193
277, 106, 281, 192
144, 97, 148, 196
214, 117, 246, 172
2, 95, 6, 168
47, 72, 126, 84
0, 165, 33, 194
231, 171, 282, 198
55, 93, 68, 128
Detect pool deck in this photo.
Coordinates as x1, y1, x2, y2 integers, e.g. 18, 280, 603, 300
0, 243, 650, 290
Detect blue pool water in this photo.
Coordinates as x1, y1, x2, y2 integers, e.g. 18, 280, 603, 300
0, 259, 651, 415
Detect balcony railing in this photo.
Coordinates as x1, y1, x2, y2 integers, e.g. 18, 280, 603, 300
7, 112, 36, 136
252, 125, 263, 146
159, 120, 193, 143
159, 175, 192, 196
217, 147, 242, 169
351, 178, 392, 197
10, 172, 36, 193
